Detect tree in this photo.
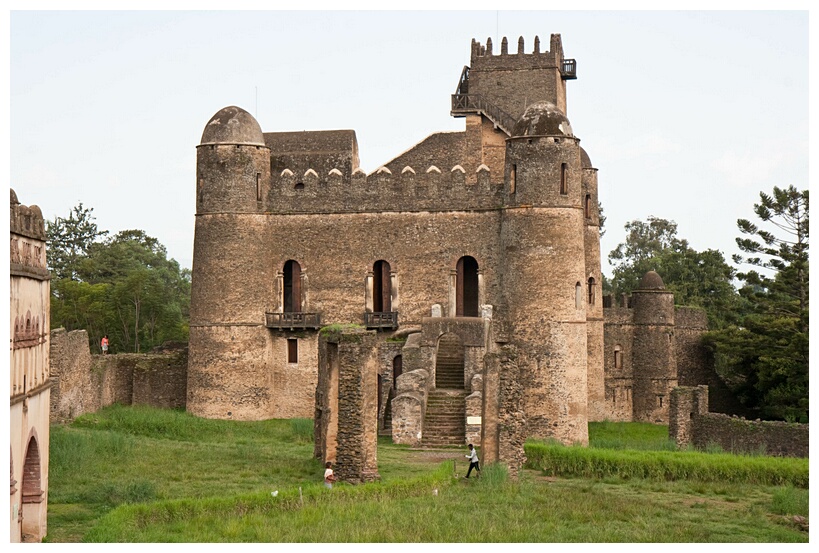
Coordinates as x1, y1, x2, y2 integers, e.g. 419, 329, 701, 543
46, 203, 108, 281
47, 203, 190, 353
705, 186, 808, 422
607, 216, 739, 328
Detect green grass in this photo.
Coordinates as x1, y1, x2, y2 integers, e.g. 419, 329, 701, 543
45, 407, 809, 543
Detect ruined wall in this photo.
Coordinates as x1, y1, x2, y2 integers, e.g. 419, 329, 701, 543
49, 329, 188, 422
670, 387, 808, 457
316, 329, 380, 483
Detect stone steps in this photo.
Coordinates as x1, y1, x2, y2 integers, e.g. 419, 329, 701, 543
422, 389, 467, 447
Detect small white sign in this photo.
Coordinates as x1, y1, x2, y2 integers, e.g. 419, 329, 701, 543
466, 416, 482, 425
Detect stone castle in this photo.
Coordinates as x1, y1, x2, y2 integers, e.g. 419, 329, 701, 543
187, 34, 726, 465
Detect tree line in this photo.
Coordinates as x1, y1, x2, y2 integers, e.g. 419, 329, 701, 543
46, 204, 190, 354
605, 186, 808, 423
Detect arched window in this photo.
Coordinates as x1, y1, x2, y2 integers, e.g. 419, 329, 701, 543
283, 260, 302, 313
588, 277, 596, 306
456, 256, 479, 317
575, 282, 582, 309
560, 163, 568, 195
614, 345, 623, 369
585, 194, 592, 218
373, 260, 392, 312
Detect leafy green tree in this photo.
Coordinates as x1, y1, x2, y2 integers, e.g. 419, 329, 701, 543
607, 216, 739, 328
46, 203, 108, 281
705, 185, 808, 422
47, 204, 190, 353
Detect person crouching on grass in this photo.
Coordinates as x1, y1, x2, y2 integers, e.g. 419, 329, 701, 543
465, 444, 480, 478
324, 462, 336, 489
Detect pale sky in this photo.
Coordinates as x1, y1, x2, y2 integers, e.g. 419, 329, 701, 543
6, 3, 812, 279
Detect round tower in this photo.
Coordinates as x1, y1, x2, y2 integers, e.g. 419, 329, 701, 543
631, 271, 677, 423
188, 106, 273, 420
499, 101, 589, 445
580, 147, 605, 421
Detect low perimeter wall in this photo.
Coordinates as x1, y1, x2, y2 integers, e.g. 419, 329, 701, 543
49, 328, 188, 422
669, 386, 808, 458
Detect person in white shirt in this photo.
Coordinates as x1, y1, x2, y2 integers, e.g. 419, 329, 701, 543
465, 444, 480, 478
324, 462, 336, 488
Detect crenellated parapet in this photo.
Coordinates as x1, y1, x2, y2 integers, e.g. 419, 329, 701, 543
471, 34, 567, 69
267, 163, 503, 213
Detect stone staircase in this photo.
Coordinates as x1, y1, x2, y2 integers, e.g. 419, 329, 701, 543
435, 333, 465, 389
421, 389, 467, 447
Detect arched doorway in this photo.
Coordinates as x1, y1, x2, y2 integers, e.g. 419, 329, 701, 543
21, 437, 44, 542
283, 260, 302, 312
373, 260, 391, 312
456, 256, 479, 317
435, 333, 464, 389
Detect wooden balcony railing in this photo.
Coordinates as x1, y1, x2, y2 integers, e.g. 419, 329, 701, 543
364, 311, 398, 329
561, 59, 577, 80
265, 312, 321, 330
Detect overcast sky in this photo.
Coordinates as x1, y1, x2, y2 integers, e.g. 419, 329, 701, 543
7, 4, 811, 278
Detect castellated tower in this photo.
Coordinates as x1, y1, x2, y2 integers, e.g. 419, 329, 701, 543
500, 101, 589, 445
631, 271, 678, 423
188, 106, 274, 420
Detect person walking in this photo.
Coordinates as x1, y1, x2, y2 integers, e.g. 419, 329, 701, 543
101, 335, 109, 355
465, 444, 480, 478
324, 462, 336, 489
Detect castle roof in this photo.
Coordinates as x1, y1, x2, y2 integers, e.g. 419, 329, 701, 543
512, 101, 573, 138
200, 106, 266, 146
638, 271, 666, 290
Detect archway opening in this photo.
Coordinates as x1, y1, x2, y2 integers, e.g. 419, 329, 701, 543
456, 256, 479, 317
283, 260, 302, 313
373, 260, 391, 312
435, 333, 464, 389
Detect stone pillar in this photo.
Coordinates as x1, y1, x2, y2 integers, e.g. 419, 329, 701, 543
316, 328, 380, 484
668, 385, 709, 450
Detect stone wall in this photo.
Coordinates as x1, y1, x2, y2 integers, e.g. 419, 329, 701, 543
49, 329, 188, 422
669, 386, 808, 458
315, 328, 380, 484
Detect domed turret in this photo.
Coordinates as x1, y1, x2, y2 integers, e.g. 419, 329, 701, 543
512, 101, 573, 138
638, 271, 666, 290
200, 106, 265, 146
580, 147, 593, 169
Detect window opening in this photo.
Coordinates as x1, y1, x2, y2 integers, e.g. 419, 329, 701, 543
295, 182, 305, 191
510, 164, 517, 194
256, 173, 262, 201
614, 345, 623, 369
560, 163, 568, 195
585, 194, 591, 218
575, 282, 582, 309
287, 338, 298, 363
588, 277, 596, 306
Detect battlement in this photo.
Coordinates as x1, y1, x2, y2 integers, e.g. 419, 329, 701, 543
471, 34, 567, 67
263, 162, 503, 214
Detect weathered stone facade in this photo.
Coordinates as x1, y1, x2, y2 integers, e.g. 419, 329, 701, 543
187, 35, 733, 474
601, 272, 742, 424
10, 189, 51, 542
670, 387, 808, 458
49, 329, 188, 422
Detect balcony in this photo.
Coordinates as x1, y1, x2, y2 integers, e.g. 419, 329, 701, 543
265, 312, 322, 330
561, 59, 577, 80
364, 311, 399, 330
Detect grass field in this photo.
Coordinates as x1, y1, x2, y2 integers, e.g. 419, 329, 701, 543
45, 405, 809, 542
